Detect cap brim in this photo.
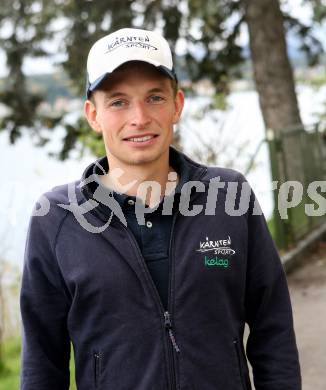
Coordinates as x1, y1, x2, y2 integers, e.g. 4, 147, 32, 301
86, 61, 177, 99
86, 74, 110, 98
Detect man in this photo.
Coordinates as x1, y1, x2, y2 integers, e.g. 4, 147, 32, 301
20, 28, 301, 390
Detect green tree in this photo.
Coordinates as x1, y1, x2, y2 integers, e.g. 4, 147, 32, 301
0, 0, 324, 161
0, 0, 62, 143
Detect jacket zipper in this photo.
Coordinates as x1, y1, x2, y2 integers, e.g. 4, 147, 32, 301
110, 176, 207, 389
94, 351, 100, 389
233, 340, 246, 390
115, 211, 180, 390
164, 311, 181, 353
164, 170, 207, 389
165, 210, 180, 390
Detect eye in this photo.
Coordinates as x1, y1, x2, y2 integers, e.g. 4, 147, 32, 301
148, 95, 165, 104
110, 99, 128, 108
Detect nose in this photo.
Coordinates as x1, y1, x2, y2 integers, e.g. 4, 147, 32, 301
130, 101, 151, 128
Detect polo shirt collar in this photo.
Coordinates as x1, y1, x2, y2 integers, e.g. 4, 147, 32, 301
89, 146, 191, 209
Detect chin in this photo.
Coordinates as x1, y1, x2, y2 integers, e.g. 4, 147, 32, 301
127, 155, 158, 166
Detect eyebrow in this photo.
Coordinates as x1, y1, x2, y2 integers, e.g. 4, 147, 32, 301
104, 92, 128, 100
103, 86, 168, 100
147, 87, 168, 94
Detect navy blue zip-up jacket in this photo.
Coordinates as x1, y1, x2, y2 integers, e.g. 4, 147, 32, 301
20, 147, 301, 390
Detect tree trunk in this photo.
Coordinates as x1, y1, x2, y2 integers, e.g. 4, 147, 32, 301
244, 0, 305, 184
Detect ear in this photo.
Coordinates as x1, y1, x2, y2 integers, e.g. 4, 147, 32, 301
173, 89, 185, 124
84, 99, 102, 134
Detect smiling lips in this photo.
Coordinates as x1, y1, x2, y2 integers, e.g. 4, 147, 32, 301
123, 134, 158, 143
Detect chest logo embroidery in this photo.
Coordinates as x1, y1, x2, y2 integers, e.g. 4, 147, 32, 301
197, 236, 236, 256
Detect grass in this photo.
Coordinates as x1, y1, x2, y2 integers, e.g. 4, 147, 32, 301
0, 338, 77, 390
267, 216, 276, 242
0, 338, 21, 390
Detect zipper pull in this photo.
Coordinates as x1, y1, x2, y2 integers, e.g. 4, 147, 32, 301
164, 311, 172, 328
164, 311, 181, 353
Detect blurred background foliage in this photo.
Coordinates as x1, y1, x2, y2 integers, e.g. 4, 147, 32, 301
0, 0, 325, 160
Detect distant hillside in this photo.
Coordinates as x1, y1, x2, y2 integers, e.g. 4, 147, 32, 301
0, 71, 79, 105
27, 72, 77, 104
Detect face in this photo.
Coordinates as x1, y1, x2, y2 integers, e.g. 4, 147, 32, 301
84, 63, 184, 171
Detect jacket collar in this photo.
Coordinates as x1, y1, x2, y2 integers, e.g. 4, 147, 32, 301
79, 146, 208, 220
81, 146, 207, 197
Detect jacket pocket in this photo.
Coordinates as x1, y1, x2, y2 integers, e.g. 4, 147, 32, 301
93, 351, 101, 389
233, 339, 246, 390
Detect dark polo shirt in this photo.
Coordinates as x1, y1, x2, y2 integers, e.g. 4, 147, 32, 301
91, 148, 190, 310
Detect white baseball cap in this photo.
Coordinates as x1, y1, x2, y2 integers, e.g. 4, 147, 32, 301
86, 28, 177, 98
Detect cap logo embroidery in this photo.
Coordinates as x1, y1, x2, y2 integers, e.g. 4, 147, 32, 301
106, 35, 158, 53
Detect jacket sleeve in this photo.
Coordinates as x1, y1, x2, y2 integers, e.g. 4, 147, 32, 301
244, 190, 301, 390
20, 207, 71, 390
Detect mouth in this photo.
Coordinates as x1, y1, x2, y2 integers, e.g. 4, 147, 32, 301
123, 134, 159, 143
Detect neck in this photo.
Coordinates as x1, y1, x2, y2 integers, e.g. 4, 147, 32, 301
101, 153, 178, 207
